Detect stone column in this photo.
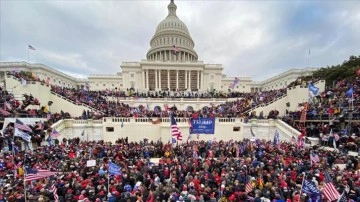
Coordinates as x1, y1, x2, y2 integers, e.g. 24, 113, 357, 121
200, 70, 204, 91
155, 69, 158, 90
159, 70, 162, 90
167, 70, 170, 90
185, 70, 187, 89
142, 70, 145, 89
189, 71, 191, 91
146, 69, 149, 90
176, 70, 179, 90
197, 70, 200, 90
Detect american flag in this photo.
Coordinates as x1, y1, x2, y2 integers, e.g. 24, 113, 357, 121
337, 192, 347, 202
51, 184, 59, 201
323, 172, 340, 201
245, 177, 254, 193
229, 83, 235, 89
51, 128, 60, 138
25, 167, 57, 181
171, 113, 182, 141
333, 133, 340, 141
297, 135, 304, 148
172, 45, 179, 55
15, 119, 33, 132
310, 152, 320, 164
28, 45, 36, 50
0, 108, 11, 116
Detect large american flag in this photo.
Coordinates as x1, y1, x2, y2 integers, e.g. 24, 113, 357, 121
15, 119, 33, 132
171, 113, 182, 141
323, 172, 340, 201
25, 167, 57, 181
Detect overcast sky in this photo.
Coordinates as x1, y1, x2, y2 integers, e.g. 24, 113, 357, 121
1, 0, 359, 81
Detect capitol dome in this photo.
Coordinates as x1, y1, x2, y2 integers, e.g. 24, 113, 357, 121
146, 0, 198, 62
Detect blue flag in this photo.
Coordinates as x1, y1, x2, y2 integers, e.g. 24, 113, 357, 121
108, 162, 121, 175
302, 179, 321, 202
308, 83, 319, 99
346, 87, 354, 97
273, 130, 280, 145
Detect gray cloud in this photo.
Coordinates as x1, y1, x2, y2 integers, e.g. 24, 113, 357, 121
1, 0, 359, 81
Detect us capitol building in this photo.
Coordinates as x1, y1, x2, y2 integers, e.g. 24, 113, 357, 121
0, 0, 317, 92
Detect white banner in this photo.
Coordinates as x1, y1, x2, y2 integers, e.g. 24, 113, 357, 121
86, 160, 96, 167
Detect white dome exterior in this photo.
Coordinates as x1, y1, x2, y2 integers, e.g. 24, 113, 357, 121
147, 0, 198, 62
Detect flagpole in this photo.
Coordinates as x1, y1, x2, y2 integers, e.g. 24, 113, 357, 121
299, 174, 305, 196
351, 92, 354, 111
107, 161, 110, 195
308, 48, 310, 68
24, 165, 27, 202
170, 112, 173, 146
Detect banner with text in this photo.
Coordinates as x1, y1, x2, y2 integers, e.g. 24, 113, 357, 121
190, 118, 215, 134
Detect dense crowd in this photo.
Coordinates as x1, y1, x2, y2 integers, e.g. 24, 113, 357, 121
9, 71, 286, 119
283, 78, 360, 153
50, 85, 285, 119
0, 135, 359, 202
0, 86, 45, 120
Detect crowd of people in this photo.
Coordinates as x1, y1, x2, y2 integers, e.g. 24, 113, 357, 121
284, 77, 360, 153
0, 136, 359, 202
1, 71, 359, 201
50, 86, 285, 119
9, 71, 286, 119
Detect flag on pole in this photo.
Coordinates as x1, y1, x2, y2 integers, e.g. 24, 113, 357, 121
172, 45, 179, 55
337, 191, 347, 202
323, 172, 341, 201
14, 128, 32, 142
15, 119, 33, 132
25, 167, 57, 181
28, 45, 36, 51
245, 176, 253, 193
346, 87, 354, 97
301, 179, 322, 201
273, 130, 280, 145
171, 113, 182, 141
310, 152, 320, 165
108, 162, 121, 175
308, 82, 319, 99
51, 184, 59, 201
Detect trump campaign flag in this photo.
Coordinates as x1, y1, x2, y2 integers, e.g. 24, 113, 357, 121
301, 179, 322, 201
108, 162, 121, 175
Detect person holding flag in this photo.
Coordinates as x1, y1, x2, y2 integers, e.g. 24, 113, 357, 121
273, 130, 280, 146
